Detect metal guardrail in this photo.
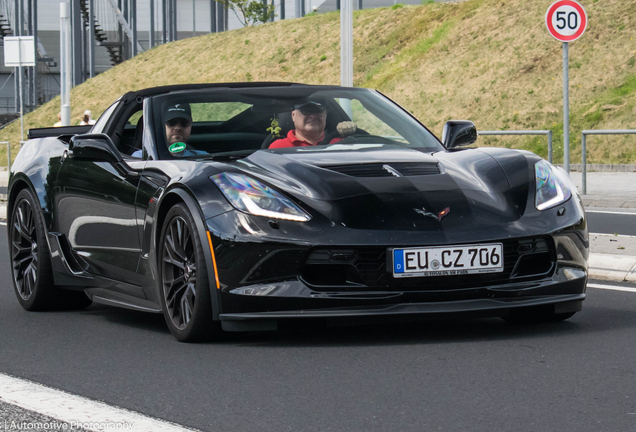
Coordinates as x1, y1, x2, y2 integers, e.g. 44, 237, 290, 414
581, 130, 636, 195
478, 130, 553, 163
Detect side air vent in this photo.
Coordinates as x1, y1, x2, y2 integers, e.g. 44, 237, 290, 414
323, 162, 441, 177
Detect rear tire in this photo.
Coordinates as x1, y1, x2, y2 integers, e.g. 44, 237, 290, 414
158, 203, 219, 342
10, 188, 91, 311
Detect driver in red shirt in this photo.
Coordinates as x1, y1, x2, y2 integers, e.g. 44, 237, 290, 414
269, 102, 357, 148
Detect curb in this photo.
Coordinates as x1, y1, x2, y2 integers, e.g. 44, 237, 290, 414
581, 197, 636, 209
588, 253, 636, 282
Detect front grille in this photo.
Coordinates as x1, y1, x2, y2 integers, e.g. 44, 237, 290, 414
323, 162, 440, 177
301, 237, 555, 291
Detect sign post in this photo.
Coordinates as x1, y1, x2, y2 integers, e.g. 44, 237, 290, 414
4, 36, 36, 143
545, 0, 587, 173
60, 2, 72, 127
340, 0, 353, 118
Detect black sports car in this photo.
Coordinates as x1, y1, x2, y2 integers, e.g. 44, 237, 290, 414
7, 83, 588, 341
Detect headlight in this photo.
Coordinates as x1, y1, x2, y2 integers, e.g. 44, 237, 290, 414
211, 173, 311, 222
534, 160, 572, 210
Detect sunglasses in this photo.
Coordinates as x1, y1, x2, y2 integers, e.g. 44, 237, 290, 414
166, 118, 192, 128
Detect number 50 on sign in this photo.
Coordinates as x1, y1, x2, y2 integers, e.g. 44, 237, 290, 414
546, 0, 588, 42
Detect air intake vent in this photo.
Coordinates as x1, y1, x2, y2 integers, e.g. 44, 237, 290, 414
323, 162, 440, 177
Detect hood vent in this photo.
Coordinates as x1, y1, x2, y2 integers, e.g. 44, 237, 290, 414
323, 162, 441, 178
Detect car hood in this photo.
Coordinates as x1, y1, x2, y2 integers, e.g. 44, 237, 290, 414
223, 145, 537, 231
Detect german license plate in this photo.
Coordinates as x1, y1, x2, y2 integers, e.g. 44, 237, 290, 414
392, 243, 504, 278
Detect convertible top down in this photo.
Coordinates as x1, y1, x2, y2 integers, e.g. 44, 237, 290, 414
8, 83, 588, 341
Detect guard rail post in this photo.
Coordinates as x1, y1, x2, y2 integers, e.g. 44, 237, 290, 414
581, 130, 636, 195
478, 130, 553, 163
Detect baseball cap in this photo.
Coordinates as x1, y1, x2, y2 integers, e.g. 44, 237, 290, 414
165, 103, 192, 122
84, 110, 91, 116
294, 101, 326, 112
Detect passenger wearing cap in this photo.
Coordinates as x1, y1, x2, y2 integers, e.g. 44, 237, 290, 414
163, 103, 205, 157
130, 102, 205, 158
269, 102, 357, 149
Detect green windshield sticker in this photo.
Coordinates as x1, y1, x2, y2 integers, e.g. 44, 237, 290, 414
169, 142, 186, 153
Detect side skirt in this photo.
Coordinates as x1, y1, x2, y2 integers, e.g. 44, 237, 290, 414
85, 288, 162, 313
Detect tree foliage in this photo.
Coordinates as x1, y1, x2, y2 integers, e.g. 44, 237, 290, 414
215, 0, 275, 27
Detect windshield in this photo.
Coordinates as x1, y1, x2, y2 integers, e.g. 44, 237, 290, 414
150, 86, 443, 160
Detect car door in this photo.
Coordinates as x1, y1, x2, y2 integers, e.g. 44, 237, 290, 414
53, 152, 146, 288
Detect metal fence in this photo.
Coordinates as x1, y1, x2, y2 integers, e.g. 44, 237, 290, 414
581, 130, 636, 195
478, 130, 553, 163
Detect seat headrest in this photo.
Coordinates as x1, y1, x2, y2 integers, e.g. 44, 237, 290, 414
132, 116, 144, 153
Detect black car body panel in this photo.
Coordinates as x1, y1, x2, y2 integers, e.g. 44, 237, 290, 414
8, 83, 588, 333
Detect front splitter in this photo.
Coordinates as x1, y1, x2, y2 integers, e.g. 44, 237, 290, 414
219, 293, 585, 331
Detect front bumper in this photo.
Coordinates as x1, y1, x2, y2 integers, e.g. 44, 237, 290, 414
206, 198, 588, 329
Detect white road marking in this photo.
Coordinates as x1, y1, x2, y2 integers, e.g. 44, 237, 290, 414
0, 374, 198, 432
0, 221, 6, 226
588, 283, 636, 293
586, 210, 636, 216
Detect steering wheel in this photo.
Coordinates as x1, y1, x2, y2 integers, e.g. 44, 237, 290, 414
318, 127, 373, 145
318, 130, 341, 146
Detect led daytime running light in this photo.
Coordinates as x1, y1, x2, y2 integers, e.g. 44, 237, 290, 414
211, 173, 311, 222
535, 160, 572, 211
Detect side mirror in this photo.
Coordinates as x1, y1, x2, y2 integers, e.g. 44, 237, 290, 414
69, 133, 123, 164
442, 120, 477, 149
69, 134, 138, 179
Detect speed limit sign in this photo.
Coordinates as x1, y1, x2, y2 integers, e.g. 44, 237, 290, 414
546, 0, 587, 173
546, 0, 587, 42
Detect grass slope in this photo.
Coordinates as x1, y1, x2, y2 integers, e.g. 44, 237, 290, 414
1, 0, 635, 165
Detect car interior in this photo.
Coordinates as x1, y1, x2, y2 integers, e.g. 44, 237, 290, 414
115, 96, 352, 159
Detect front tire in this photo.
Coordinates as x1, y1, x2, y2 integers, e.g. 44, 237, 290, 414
159, 203, 217, 342
10, 188, 91, 311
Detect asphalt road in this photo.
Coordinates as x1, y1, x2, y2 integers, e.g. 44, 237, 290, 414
587, 210, 636, 236
2, 216, 636, 432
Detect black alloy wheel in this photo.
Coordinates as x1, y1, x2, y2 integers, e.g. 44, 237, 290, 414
159, 203, 216, 342
10, 188, 91, 311
12, 192, 39, 302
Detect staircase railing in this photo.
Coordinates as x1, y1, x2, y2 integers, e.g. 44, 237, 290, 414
79, 0, 122, 66
0, 12, 12, 38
